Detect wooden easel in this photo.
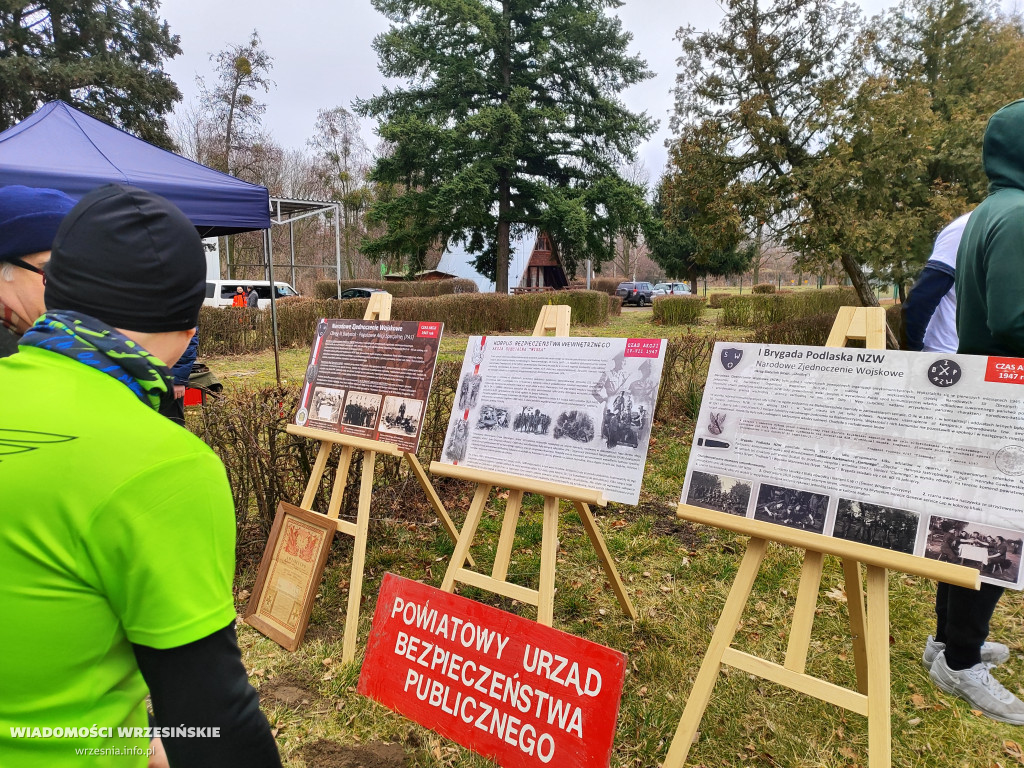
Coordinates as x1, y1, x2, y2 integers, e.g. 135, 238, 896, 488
431, 305, 637, 626
285, 292, 471, 662
663, 306, 980, 768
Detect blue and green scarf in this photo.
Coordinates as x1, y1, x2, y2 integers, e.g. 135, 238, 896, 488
20, 311, 172, 410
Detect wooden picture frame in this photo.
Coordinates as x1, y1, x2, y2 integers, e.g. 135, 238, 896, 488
243, 501, 334, 651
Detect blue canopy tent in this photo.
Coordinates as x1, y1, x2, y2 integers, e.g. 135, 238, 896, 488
0, 101, 303, 380
0, 100, 270, 235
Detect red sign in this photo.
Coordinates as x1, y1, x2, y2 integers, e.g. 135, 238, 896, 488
358, 574, 626, 768
624, 338, 662, 358
417, 322, 442, 339
985, 356, 1024, 385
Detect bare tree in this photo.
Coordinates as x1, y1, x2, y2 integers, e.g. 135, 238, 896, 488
198, 30, 274, 176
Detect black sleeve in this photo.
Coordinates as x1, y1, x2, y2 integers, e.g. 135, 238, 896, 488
132, 622, 282, 768
901, 263, 955, 351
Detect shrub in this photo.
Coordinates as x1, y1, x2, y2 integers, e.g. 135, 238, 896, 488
608, 294, 623, 316
653, 295, 705, 325
751, 283, 776, 294
655, 334, 717, 423
708, 292, 732, 309
588, 276, 622, 295
718, 288, 859, 328
751, 313, 837, 346
313, 278, 478, 299
200, 290, 612, 355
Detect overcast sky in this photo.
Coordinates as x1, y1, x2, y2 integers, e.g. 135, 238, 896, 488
158, 0, 897, 182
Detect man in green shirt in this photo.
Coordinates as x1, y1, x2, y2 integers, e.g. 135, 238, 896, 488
0, 185, 282, 766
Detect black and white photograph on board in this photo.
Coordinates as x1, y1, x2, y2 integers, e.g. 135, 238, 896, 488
685, 471, 751, 516
378, 396, 424, 437
833, 499, 918, 554
310, 386, 345, 423
457, 374, 482, 410
475, 404, 510, 431
341, 391, 381, 429
553, 410, 596, 443
513, 406, 552, 435
925, 516, 1024, 585
753, 484, 829, 533
444, 419, 470, 462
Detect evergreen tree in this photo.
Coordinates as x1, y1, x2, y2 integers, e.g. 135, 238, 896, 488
652, 122, 753, 290
358, 0, 655, 291
0, 0, 182, 147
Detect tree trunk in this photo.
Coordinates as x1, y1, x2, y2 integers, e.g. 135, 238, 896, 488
496, 171, 510, 294
838, 249, 900, 348
495, 1, 513, 295
688, 266, 699, 294
752, 224, 763, 285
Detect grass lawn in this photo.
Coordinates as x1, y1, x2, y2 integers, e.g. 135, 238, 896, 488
201, 306, 1023, 768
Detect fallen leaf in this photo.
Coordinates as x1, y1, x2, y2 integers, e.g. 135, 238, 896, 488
911, 693, 927, 709
826, 586, 847, 603
237, 589, 251, 601
906, 717, 921, 727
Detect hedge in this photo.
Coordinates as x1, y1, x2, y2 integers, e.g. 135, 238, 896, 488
199, 290, 613, 355
313, 278, 478, 299
751, 283, 776, 294
652, 295, 705, 326
718, 288, 859, 328
708, 293, 732, 309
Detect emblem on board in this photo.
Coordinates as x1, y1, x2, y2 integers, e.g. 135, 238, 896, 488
720, 348, 743, 370
927, 358, 961, 388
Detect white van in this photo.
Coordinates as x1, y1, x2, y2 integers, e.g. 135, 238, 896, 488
204, 280, 299, 310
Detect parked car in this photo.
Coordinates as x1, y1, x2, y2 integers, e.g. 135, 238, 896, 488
652, 282, 691, 296
615, 281, 655, 306
203, 279, 299, 309
339, 287, 387, 299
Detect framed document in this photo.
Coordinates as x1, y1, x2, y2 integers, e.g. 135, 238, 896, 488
243, 501, 334, 651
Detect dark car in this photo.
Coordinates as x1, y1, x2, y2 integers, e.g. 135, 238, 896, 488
339, 288, 386, 299
615, 281, 655, 307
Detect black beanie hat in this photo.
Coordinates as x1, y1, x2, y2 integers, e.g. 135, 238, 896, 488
46, 184, 205, 333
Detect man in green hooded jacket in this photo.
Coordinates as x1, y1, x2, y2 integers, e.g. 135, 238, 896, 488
923, 99, 1024, 725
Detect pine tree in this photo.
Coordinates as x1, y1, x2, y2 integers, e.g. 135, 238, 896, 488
0, 1, 182, 148
358, 0, 655, 291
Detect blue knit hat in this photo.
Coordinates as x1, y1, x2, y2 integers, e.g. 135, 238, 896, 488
0, 185, 76, 262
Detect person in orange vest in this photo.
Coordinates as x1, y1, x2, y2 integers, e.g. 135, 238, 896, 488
231, 286, 245, 307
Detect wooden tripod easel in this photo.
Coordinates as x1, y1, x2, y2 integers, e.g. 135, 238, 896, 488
431, 305, 637, 626
664, 306, 981, 768
285, 292, 471, 662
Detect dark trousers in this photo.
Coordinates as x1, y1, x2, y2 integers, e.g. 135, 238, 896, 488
158, 394, 186, 426
935, 580, 1004, 669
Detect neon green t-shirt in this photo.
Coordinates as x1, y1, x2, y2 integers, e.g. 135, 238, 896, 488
0, 347, 237, 767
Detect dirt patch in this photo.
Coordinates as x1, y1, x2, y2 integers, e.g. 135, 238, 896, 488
651, 514, 705, 551
301, 740, 408, 768
259, 676, 316, 709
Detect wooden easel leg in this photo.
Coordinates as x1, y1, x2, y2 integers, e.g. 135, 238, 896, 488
865, 565, 891, 768
536, 495, 560, 627
441, 484, 491, 592
663, 537, 769, 768
785, 550, 825, 673
325, 445, 354, 520
491, 490, 524, 581
404, 452, 475, 568
341, 450, 376, 664
842, 558, 869, 694
300, 441, 332, 509
574, 501, 637, 620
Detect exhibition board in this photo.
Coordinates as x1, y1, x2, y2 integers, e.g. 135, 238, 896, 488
432, 305, 643, 626
664, 306, 980, 768
682, 336, 1024, 588
249, 292, 468, 661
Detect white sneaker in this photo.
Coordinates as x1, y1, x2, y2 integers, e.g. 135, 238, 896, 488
922, 635, 1010, 670
929, 651, 1024, 725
